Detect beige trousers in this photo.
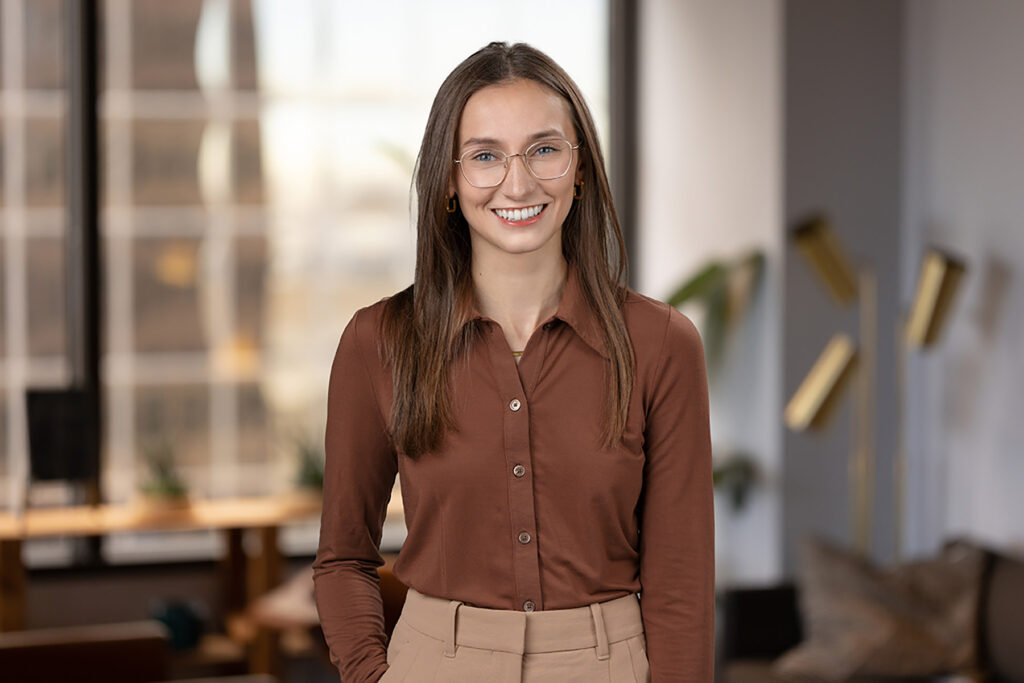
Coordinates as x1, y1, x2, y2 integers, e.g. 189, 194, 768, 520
379, 587, 650, 682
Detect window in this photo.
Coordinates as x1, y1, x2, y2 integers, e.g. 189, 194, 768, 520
3, 0, 610, 564
0, 0, 70, 509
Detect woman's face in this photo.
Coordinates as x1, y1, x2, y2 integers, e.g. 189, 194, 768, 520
449, 79, 582, 263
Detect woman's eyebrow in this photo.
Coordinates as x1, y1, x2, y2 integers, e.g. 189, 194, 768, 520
461, 128, 565, 149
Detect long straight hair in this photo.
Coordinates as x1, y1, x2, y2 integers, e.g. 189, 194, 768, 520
378, 42, 634, 458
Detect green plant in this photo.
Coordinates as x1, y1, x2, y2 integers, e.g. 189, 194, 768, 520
293, 432, 325, 490
669, 249, 766, 511
666, 249, 765, 374
713, 455, 758, 511
140, 440, 188, 499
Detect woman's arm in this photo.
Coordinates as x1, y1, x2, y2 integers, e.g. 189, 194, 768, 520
639, 305, 715, 681
313, 306, 398, 683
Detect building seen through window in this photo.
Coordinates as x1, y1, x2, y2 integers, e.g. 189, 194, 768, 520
0, 0, 608, 563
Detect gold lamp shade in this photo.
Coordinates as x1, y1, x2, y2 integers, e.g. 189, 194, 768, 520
784, 333, 859, 432
792, 215, 859, 306
905, 248, 967, 348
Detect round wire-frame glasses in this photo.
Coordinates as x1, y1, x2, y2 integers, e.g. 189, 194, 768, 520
453, 138, 582, 189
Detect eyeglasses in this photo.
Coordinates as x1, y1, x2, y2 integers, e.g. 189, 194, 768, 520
454, 138, 582, 189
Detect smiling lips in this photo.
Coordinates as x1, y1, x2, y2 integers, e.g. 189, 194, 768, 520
492, 204, 547, 224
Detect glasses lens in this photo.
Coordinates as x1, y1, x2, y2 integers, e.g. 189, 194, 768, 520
525, 139, 573, 180
460, 149, 506, 187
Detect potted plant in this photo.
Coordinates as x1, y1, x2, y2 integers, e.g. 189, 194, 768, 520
668, 250, 765, 511
285, 430, 325, 504
137, 439, 190, 512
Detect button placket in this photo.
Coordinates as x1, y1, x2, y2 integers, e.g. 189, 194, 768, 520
488, 325, 543, 613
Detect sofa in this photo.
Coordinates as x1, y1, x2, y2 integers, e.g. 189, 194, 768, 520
717, 540, 1024, 682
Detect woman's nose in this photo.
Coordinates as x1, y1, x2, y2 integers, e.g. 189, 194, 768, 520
502, 154, 535, 195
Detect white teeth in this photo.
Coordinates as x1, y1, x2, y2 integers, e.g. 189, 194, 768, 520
495, 205, 544, 221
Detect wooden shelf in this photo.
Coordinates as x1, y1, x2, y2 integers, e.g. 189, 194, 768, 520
0, 492, 324, 540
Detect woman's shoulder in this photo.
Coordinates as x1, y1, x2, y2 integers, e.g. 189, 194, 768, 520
621, 287, 704, 365
621, 287, 698, 337
621, 287, 667, 323
347, 284, 413, 328
337, 285, 412, 360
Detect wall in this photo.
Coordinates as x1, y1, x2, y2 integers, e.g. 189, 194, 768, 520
638, 0, 783, 585
629, 0, 1024, 583
902, 0, 1024, 557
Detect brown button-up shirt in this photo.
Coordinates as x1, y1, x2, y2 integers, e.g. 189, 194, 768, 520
313, 265, 715, 682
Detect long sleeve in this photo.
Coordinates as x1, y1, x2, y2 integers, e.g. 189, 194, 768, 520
312, 307, 398, 683
638, 305, 715, 681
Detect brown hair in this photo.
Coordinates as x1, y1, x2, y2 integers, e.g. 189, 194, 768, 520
378, 41, 634, 458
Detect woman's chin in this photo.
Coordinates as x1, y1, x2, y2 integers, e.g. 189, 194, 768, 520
470, 229, 562, 259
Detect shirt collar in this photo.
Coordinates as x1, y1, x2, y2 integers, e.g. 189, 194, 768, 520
466, 264, 609, 359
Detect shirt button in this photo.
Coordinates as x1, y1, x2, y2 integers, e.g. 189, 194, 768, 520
512, 464, 526, 478
509, 398, 521, 411
518, 531, 531, 544
523, 600, 536, 612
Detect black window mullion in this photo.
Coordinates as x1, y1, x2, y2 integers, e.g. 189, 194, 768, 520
64, 0, 102, 565
609, 0, 640, 290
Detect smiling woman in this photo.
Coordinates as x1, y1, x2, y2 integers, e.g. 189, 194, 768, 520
312, 41, 715, 683
448, 79, 583, 267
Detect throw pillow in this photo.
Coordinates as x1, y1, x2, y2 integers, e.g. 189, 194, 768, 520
772, 536, 985, 682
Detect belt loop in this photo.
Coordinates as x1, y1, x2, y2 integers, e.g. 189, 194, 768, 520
444, 600, 461, 658
590, 602, 610, 661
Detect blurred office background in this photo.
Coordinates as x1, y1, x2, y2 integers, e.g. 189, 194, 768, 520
0, 0, 1021, 681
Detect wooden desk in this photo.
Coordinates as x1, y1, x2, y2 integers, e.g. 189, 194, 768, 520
0, 492, 324, 675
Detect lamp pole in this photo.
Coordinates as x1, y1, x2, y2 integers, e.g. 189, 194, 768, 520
894, 310, 908, 560
852, 267, 877, 555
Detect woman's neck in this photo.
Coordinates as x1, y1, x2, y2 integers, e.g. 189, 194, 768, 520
470, 254, 568, 339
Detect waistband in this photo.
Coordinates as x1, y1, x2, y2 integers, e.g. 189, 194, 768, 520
398, 587, 644, 657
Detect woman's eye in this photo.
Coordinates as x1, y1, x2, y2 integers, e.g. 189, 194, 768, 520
533, 145, 556, 156
471, 151, 498, 163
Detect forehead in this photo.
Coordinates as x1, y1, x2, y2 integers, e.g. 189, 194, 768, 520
458, 79, 575, 147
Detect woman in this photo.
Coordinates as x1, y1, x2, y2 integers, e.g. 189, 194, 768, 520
313, 42, 714, 682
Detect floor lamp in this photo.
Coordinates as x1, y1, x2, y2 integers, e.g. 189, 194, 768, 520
784, 215, 966, 558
